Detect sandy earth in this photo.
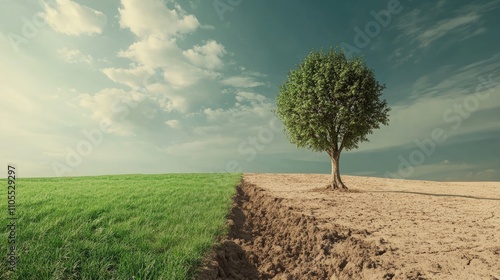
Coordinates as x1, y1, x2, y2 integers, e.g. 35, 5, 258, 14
198, 173, 500, 280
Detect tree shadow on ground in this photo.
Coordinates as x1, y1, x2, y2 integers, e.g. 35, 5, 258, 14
369, 190, 500, 201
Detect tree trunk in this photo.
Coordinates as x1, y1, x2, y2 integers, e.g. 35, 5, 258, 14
329, 153, 348, 191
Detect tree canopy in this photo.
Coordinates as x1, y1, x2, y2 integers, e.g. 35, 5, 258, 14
276, 48, 390, 190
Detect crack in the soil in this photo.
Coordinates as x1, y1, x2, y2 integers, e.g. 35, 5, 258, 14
482, 212, 495, 222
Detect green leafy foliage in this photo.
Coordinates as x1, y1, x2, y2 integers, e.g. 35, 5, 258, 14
276, 48, 390, 155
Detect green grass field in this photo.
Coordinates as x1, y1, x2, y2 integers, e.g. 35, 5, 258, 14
1, 173, 241, 280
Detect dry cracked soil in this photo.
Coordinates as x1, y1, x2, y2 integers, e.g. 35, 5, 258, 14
196, 173, 500, 280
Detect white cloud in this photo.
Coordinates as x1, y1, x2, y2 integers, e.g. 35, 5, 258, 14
102, 66, 151, 89
165, 119, 180, 128
78, 80, 207, 135
79, 88, 147, 136
79, 0, 273, 153
221, 76, 265, 88
456, 0, 500, 15
119, 0, 199, 38
354, 58, 500, 153
140, 83, 190, 113
417, 13, 480, 48
395, 8, 483, 50
391, 1, 499, 65
183, 40, 226, 70
41, 0, 107, 36
58, 48, 93, 64
356, 86, 500, 153
88, 0, 264, 138
162, 62, 219, 89
118, 35, 177, 70
235, 91, 268, 103
203, 90, 274, 122
115, 26, 220, 90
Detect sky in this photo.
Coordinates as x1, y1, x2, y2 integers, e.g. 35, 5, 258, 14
1, 0, 499, 181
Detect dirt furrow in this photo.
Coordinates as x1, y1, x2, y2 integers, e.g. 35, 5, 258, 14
197, 180, 417, 280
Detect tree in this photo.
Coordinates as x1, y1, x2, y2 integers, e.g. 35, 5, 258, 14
275, 48, 390, 190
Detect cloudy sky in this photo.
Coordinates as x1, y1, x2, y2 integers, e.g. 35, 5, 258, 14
1, 0, 499, 181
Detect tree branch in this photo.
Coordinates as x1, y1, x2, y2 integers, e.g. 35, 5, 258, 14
339, 130, 349, 152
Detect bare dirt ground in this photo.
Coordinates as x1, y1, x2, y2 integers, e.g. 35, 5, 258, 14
198, 173, 500, 280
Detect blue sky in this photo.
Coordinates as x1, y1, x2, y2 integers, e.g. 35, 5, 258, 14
1, 0, 499, 181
